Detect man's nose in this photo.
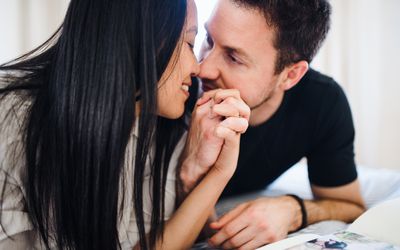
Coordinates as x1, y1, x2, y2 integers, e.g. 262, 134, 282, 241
198, 50, 220, 80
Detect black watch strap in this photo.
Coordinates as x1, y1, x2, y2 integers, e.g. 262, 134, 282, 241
287, 194, 308, 231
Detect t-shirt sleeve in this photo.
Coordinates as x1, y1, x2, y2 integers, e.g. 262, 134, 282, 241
307, 83, 358, 187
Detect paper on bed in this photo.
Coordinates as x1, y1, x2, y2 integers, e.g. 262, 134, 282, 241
255, 234, 319, 250
256, 197, 400, 249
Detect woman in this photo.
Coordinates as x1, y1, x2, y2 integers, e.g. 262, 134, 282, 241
0, 0, 249, 249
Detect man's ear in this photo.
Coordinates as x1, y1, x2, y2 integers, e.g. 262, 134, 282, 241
281, 61, 309, 91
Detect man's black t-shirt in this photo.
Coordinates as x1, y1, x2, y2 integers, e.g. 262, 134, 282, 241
221, 69, 358, 197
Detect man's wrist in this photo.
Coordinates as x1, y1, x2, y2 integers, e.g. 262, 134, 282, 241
286, 194, 308, 232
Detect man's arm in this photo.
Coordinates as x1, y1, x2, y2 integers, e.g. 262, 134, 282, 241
208, 179, 365, 250
306, 179, 365, 225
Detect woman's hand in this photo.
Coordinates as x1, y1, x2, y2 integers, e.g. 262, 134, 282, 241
179, 89, 250, 192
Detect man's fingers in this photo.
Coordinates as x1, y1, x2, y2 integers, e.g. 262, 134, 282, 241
213, 126, 239, 146
209, 225, 246, 248
211, 203, 248, 229
237, 238, 266, 250
221, 227, 256, 249
219, 117, 249, 134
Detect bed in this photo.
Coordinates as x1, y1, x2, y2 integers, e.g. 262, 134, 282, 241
215, 163, 400, 235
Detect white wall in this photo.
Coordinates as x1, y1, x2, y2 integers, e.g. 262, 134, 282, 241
1, 0, 399, 170
0, 0, 69, 63
311, 0, 400, 170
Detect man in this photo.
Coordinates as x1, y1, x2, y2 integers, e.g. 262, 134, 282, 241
180, 0, 366, 249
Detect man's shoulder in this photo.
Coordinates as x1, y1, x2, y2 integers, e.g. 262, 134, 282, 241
299, 68, 340, 91
289, 68, 345, 104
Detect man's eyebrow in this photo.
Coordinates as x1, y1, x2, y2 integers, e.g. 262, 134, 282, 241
204, 23, 252, 63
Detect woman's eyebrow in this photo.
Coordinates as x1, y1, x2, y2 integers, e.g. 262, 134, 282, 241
186, 25, 198, 35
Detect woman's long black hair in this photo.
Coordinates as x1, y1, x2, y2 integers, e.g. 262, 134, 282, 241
0, 0, 189, 249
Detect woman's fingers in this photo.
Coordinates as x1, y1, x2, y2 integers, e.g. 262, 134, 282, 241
197, 89, 221, 106
199, 89, 250, 120
219, 117, 249, 134
212, 97, 251, 121
213, 89, 241, 104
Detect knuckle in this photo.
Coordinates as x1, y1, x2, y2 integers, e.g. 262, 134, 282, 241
232, 89, 241, 97
246, 207, 257, 219
204, 131, 215, 141
269, 234, 278, 243
258, 221, 269, 231
211, 105, 219, 113
245, 105, 251, 115
223, 226, 235, 236
227, 238, 239, 247
224, 98, 234, 106
214, 89, 223, 99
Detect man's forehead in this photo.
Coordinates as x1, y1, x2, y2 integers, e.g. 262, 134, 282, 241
206, 0, 275, 58
203, 22, 249, 61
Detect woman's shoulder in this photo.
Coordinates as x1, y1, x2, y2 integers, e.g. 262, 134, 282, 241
0, 92, 32, 133
0, 92, 32, 181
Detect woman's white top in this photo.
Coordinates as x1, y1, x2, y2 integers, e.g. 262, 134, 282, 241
0, 94, 185, 249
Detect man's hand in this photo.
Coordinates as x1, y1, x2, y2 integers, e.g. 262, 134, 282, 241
208, 179, 366, 250
208, 196, 301, 250
179, 89, 250, 193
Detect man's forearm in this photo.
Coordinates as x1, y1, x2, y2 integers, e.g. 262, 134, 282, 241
297, 198, 366, 228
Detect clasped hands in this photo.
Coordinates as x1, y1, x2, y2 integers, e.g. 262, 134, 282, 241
180, 88, 250, 192
180, 89, 301, 249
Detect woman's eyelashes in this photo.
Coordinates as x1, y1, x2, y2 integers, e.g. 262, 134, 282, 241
187, 42, 194, 50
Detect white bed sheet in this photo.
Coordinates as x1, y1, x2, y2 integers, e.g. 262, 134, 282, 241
217, 163, 400, 215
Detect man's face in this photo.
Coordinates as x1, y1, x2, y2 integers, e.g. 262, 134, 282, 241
199, 0, 285, 114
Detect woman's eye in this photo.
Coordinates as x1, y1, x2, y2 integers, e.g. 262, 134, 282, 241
187, 42, 195, 52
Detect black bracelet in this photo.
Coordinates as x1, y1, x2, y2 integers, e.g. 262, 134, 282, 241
286, 194, 307, 231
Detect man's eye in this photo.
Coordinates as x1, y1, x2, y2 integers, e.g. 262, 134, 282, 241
227, 53, 242, 65
206, 34, 214, 47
